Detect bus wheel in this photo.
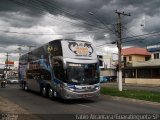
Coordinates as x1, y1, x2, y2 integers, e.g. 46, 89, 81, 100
22, 83, 25, 89
24, 83, 28, 91
53, 90, 57, 97
42, 87, 47, 97
48, 88, 53, 99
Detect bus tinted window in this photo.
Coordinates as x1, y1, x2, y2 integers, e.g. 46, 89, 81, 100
67, 63, 99, 85
52, 59, 65, 81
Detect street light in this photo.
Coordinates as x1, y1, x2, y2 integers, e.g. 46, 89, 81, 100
88, 12, 115, 34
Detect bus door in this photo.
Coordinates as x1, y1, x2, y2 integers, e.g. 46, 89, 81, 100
26, 70, 34, 90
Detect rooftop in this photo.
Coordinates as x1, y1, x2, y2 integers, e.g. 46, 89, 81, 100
122, 47, 151, 56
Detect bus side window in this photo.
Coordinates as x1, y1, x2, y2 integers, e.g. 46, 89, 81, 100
52, 59, 64, 80
29, 74, 33, 79
41, 70, 51, 80
41, 75, 44, 79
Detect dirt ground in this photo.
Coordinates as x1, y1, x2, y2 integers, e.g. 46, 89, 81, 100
0, 96, 40, 120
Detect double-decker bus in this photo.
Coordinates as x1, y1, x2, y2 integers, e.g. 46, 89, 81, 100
19, 39, 100, 99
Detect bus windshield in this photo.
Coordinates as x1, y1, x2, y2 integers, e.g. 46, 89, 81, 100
66, 63, 99, 85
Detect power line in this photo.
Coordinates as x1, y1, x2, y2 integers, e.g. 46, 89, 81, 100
122, 31, 160, 43
146, 41, 160, 46
5, 0, 160, 49
122, 25, 145, 41
8, 0, 118, 36
95, 42, 115, 48
31, 0, 99, 25
8, 0, 109, 30
30, 0, 96, 25
96, 31, 160, 48
122, 31, 160, 40
88, 12, 116, 34
27, 0, 117, 34
9, 0, 84, 27
0, 28, 106, 35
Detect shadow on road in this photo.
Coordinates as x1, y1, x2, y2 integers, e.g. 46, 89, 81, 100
56, 98, 98, 104
20, 88, 98, 104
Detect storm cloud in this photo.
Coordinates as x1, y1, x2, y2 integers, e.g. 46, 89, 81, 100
0, 0, 160, 63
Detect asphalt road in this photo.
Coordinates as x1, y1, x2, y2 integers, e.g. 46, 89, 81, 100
0, 84, 160, 120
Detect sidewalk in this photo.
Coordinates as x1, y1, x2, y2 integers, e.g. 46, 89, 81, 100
0, 96, 40, 120
101, 82, 160, 92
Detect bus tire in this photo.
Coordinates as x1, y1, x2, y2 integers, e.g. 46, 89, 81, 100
24, 83, 28, 91
22, 82, 25, 89
48, 87, 53, 99
53, 90, 57, 98
42, 86, 48, 97
42, 87, 46, 96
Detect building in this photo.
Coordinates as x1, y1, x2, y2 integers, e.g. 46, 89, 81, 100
97, 53, 118, 80
147, 45, 160, 59
3, 60, 18, 78
122, 47, 160, 85
122, 47, 151, 67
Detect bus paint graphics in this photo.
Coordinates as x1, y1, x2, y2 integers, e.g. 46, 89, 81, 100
19, 39, 100, 99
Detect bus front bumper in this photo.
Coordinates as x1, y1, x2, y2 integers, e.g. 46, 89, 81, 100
61, 87, 100, 99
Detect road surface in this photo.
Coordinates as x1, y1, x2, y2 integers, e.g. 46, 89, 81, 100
0, 84, 159, 120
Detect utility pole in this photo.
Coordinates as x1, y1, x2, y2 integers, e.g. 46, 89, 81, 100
5, 52, 10, 79
17, 45, 25, 57
16, 44, 36, 58
17, 47, 22, 57
115, 10, 130, 91
26, 45, 36, 51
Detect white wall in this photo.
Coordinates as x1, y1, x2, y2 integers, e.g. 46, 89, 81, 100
125, 78, 160, 86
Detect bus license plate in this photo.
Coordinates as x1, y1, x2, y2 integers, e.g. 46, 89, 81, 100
82, 94, 92, 97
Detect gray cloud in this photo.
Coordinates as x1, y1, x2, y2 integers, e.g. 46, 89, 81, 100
0, 0, 160, 57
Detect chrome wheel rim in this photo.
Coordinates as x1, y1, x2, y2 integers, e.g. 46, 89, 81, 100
24, 85, 28, 90
53, 91, 57, 97
42, 87, 46, 96
49, 88, 53, 98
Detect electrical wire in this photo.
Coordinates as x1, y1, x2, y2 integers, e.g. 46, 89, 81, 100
122, 25, 147, 46
122, 31, 160, 43
96, 31, 160, 48
28, 0, 117, 34
5, 0, 160, 48
8, 0, 118, 36
8, 0, 108, 30
0, 28, 106, 35
122, 31, 160, 40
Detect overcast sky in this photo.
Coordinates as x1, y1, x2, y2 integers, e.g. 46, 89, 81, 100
0, 0, 160, 65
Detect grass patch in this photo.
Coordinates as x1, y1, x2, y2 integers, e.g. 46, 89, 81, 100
101, 87, 160, 103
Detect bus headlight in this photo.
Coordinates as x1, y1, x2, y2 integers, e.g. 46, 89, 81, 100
95, 86, 100, 90
66, 87, 74, 91
95, 84, 100, 90
62, 83, 75, 91
64, 86, 75, 91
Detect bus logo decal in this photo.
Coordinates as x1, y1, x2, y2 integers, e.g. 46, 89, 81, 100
68, 42, 93, 56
